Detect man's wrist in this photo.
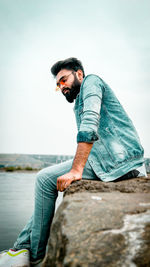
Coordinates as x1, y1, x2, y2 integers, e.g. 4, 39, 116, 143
70, 168, 83, 177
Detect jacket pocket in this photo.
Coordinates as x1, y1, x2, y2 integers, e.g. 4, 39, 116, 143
103, 126, 128, 165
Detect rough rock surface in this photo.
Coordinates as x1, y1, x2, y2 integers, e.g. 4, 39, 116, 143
42, 176, 150, 267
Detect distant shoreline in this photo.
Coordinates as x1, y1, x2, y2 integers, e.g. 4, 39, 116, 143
0, 167, 40, 173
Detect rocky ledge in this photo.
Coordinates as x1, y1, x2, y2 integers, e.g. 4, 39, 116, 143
42, 176, 150, 267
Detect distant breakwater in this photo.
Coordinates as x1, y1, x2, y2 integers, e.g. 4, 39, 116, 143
0, 153, 73, 170
0, 154, 150, 173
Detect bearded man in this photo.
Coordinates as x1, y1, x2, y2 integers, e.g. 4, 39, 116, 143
0, 57, 146, 267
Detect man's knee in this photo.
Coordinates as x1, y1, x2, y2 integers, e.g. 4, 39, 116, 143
36, 168, 48, 186
35, 167, 57, 193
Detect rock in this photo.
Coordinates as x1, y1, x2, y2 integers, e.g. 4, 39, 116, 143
42, 176, 150, 267
64, 176, 150, 195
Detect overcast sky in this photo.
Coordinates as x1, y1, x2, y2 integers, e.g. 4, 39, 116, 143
0, 0, 150, 157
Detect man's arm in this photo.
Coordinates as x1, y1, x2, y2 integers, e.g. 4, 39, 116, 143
57, 142, 93, 192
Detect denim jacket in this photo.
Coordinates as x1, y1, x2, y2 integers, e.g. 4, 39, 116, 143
73, 74, 144, 181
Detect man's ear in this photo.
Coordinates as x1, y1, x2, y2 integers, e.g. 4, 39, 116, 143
76, 69, 83, 82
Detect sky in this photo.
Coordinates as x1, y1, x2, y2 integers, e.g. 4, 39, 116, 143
0, 0, 150, 157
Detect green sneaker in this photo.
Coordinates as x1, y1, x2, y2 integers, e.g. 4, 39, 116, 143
0, 248, 30, 267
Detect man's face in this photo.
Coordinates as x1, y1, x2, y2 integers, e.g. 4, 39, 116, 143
56, 69, 83, 103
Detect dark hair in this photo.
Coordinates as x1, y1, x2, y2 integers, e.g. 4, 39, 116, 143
51, 57, 85, 78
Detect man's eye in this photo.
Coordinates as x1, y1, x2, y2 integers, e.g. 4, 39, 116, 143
60, 79, 66, 84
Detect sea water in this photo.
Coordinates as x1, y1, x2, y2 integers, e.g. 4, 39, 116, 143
0, 172, 63, 250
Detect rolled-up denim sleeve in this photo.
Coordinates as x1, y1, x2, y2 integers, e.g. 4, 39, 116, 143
77, 75, 102, 143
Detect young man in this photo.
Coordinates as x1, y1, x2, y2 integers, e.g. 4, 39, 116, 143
0, 58, 146, 267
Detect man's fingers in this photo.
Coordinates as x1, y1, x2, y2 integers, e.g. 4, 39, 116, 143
57, 178, 59, 191
58, 179, 62, 191
64, 181, 68, 189
57, 176, 72, 192
61, 181, 67, 191
57, 177, 64, 191
57, 178, 61, 191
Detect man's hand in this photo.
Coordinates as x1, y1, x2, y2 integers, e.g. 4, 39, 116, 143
57, 142, 93, 192
57, 171, 82, 192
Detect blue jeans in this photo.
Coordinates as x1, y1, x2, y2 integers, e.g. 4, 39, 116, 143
13, 159, 99, 260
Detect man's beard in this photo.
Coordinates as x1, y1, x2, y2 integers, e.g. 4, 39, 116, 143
62, 73, 81, 103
